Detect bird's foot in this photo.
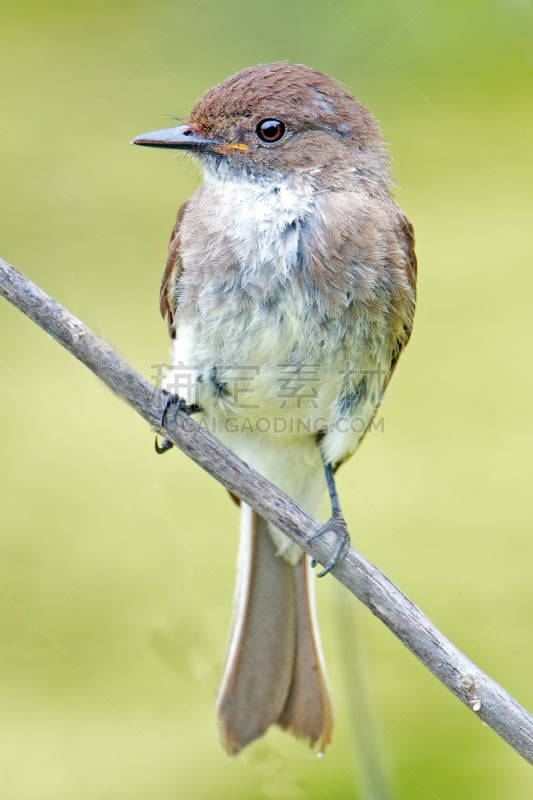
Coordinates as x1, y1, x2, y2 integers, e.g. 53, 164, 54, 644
308, 511, 351, 577
155, 391, 200, 455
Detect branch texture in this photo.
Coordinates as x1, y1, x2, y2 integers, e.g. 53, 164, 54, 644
2, 255, 533, 765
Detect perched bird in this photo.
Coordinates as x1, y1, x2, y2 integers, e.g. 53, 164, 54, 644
133, 62, 416, 755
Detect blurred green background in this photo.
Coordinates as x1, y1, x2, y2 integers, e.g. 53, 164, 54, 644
1, 0, 532, 797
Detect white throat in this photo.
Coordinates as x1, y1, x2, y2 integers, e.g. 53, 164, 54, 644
200, 162, 318, 276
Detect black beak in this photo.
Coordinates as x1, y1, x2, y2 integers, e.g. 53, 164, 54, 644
131, 124, 222, 152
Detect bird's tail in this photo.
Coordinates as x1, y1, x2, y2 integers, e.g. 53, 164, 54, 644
216, 503, 333, 755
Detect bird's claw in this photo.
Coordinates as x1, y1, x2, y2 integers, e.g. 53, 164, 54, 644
159, 390, 189, 426
154, 391, 200, 455
155, 436, 174, 454
308, 512, 351, 577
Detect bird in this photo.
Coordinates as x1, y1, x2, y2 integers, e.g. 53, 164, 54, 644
133, 61, 417, 755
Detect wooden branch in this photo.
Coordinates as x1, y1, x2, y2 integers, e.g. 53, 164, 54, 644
2, 254, 533, 765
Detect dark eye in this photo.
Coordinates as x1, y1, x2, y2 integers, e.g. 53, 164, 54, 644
256, 119, 286, 143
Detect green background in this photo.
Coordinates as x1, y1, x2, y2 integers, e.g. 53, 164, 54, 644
1, 1, 532, 797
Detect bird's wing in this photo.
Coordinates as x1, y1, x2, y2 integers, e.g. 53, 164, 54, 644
382, 211, 418, 394
159, 201, 188, 339
334, 210, 417, 469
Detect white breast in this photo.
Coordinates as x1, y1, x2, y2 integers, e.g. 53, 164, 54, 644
168, 170, 389, 481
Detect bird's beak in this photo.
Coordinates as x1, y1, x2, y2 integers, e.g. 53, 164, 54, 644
131, 124, 223, 152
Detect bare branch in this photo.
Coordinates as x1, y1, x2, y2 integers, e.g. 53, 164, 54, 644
2, 254, 533, 765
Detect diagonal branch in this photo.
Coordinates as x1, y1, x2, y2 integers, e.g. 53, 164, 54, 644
1, 254, 533, 765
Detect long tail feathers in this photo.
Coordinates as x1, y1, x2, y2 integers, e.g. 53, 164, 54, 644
216, 505, 333, 755
276, 552, 333, 751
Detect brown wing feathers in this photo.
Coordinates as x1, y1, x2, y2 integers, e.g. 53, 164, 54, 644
160, 202, 188, 338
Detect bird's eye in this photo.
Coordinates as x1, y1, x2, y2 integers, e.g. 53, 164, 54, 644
256, 119, 286, 143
